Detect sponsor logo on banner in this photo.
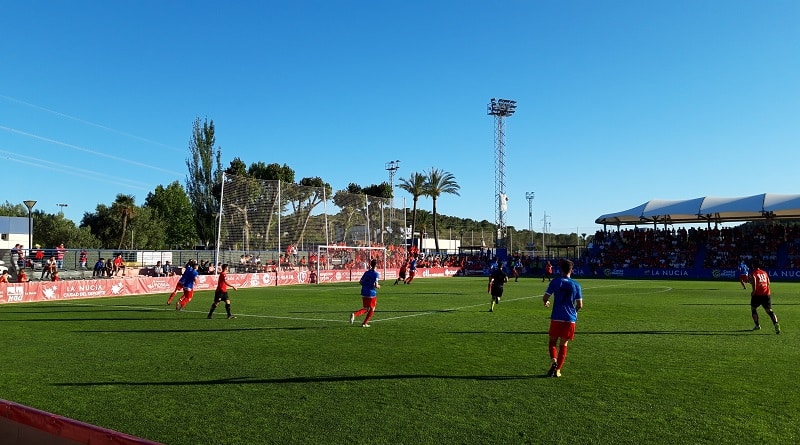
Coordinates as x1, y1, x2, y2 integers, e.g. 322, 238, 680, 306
42, 285, 58, 300
649, 269, 689, 277
7, 286, 24, 302
262, 273, 272, 286
63, 282, 109, 298
111, 282, 125, 294
146, 279, 172, 291
298, 270, 307, 284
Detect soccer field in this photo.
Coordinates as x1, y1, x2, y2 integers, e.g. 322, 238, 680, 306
0, 277, 797, 445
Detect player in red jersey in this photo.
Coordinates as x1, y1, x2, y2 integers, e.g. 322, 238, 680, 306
749, 261, 780, 334
395, 260, 408, 285
207, 264, 237, 319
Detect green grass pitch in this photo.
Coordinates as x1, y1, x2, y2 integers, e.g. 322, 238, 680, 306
0, 277, 797, 445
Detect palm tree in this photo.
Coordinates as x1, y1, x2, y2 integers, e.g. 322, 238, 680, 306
397, 172, 427, 253
423, 168, 461, 252
112, 194, 136, 249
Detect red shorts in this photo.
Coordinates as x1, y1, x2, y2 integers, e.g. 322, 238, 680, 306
361, 296, 377, 309
549, 320, 576, 340
739, 274, 748, 282
175, 283, 184, 291
183, 289, 195, 299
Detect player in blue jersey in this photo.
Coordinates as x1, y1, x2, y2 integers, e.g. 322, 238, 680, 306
542, 259, 583, 378
350, 259, 381, 327
737, 261, 749, 290
176, 260, 200, 311
404, 255, 418, 284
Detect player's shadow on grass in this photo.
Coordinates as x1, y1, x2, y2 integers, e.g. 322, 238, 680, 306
682, 302, 800, 306
77, 326, 319, 333
451, 329, 755, 336
1, 308, 162, 314
449, 331, 548, 335
580, 330, 754, 336
8, 317, 192, 322
54, 374, 535, 387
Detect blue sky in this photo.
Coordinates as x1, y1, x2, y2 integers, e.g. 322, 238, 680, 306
2, 1, 799, 238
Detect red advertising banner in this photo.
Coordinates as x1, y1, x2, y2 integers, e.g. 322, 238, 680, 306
0, 267, 460, 305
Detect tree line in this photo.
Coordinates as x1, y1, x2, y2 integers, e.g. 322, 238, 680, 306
1, 117, 578, 252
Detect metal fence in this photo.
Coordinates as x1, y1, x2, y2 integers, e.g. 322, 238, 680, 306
218, 174, 407, 255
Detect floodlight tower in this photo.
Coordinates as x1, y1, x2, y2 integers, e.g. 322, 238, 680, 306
525, 192, 535, 251
385, 160, 400, 241
488, 98, 517, 249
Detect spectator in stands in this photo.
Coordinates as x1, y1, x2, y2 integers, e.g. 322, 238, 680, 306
16, 245, 25, 272
154, 261, 165, 277
56, 243, 66, 269
164, 261, 173, 276
113, 254, 125, 276
33, 244, 45, 269
105, 258, 114, 277
52, 271, 60, 281
10, 244, 20, 274
42, 256, 57, 280
17, 268, 28, 283
79, 249, 88, 269
93, 258, 105, 277
0, 270, 9, 283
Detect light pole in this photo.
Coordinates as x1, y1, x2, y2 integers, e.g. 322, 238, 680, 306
23, 200, 36, 252
525, 192, 535, 251
385, 160, 400, 243
57, 203, 68, 215
488, 98, 517, 249
541, 211, 550, 258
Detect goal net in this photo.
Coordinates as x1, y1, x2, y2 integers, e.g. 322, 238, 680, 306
315, 245, 388, 284
216, 173, 407, 268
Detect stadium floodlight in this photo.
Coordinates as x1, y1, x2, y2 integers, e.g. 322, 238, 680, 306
487, 98, 517, 250
57, 203, 68, 215
487, 98, 517, 117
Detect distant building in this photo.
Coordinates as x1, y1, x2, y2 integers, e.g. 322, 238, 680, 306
0, 217, 31, 250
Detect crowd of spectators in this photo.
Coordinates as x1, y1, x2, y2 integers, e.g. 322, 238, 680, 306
587, 223, 800, 270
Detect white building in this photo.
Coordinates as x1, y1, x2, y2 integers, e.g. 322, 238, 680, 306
0, 217, 31, 250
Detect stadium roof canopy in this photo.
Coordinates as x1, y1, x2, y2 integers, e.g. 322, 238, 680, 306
595, 193, 800, 226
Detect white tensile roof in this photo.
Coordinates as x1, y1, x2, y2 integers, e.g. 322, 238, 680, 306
595, 193, 800, 226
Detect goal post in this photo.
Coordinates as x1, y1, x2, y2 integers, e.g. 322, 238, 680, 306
315, 245, 388, 284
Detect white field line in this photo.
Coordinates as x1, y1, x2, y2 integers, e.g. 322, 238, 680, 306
54, 282, 673, 325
